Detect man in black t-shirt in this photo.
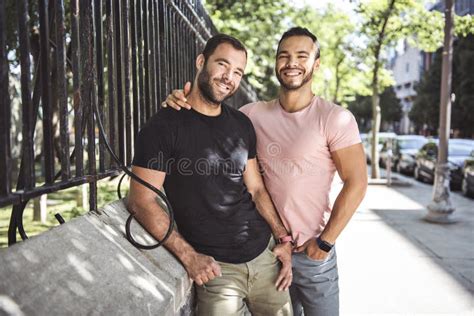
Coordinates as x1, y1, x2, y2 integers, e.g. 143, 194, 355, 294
128, 34, 293, 315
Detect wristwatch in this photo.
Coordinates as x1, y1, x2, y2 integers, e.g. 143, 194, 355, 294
277, 234, 294, 246
316, 236, 334, 253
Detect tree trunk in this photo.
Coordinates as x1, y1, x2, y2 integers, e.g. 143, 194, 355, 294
333, 57, 343, 104
371, 78, 381, 179
426, 0, 455, 223
370, 0, 396, 179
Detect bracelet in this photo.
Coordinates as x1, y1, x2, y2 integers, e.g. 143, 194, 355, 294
277, 234, 294, 245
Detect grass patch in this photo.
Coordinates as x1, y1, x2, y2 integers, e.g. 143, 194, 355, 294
0, 176, 130, 248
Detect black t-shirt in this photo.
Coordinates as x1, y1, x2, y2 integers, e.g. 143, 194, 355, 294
132, 105, 271, 263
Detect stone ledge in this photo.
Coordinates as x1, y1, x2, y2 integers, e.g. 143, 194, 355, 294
0, 200, 193, 316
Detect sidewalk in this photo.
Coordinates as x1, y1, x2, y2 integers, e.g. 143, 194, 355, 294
332, 171, 474, 315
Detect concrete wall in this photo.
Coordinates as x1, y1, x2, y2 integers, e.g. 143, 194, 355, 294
0, 200, 193, 316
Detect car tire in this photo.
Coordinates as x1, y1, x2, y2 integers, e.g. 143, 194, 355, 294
414, 166, 422, 182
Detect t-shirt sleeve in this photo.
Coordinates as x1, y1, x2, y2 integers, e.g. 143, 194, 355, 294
248, 122, 257, 159
239, 102, 253, 117
239, 103, 257, 159
327, 108, 361, 152
132, 119, 173, 173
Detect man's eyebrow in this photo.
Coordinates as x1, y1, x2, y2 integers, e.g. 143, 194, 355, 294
215, 57, 230, 64
215, 58, 244, 74
277, 50, 310, 55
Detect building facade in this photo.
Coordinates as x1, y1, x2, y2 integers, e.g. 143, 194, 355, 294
391, 42, 423, 134
389, 0, 473, 135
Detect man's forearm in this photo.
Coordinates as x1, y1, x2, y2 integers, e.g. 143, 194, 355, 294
319, 178, 367, 244
128, 198, 197, 264
253, 188, 289, 238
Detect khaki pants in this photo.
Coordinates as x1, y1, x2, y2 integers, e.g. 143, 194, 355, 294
195, 239, 293, 316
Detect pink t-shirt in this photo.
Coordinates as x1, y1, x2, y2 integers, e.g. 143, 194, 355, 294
240, 96, 361, 246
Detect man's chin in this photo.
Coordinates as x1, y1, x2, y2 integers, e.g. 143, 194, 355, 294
215, 90, 237, 102
206, 93, 230, 105
281, 82, 304, 91
277, 77, 301, 90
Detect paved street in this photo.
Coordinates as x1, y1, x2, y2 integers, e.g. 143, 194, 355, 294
332, 171, 474, 315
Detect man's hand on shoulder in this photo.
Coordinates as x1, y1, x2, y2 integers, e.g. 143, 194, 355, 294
162, 82, 192, 110
273, 242, 293, 291
181, 251, 222, 286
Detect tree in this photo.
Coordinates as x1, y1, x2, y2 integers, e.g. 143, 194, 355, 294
380, 86, 403, 124
410, 47, 442, 135
426, 0, 455, 223
357, 0, 418, 179
411, 34, 474, 138
348, 86, 402, 132
451, 34, 474, 138
354, 0, 473, 178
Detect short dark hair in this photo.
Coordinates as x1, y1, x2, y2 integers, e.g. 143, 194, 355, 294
202, 33, 247, 61
277, 27, 320, 60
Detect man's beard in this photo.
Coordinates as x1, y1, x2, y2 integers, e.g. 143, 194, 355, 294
276, 64, 314, 91
197, 65, 235, 105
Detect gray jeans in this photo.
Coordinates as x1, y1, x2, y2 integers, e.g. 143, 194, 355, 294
290, 248, 339, 316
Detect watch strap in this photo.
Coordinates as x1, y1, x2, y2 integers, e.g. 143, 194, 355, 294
316, 236, 333, 253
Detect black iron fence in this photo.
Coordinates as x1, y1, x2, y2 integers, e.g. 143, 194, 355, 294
0, 0, 257, 246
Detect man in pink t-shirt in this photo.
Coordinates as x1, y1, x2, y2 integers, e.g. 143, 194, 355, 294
165, 27, 367, 316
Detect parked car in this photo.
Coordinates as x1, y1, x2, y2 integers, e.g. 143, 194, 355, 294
450, 138, 474, 147
381, 135, 429, 174
414, 141, 474, 188
462, 150, 474, 198
365, 132, 397, 163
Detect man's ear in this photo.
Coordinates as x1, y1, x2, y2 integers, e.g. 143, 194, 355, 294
313, 58, 320, 71
196, 54, 205, 71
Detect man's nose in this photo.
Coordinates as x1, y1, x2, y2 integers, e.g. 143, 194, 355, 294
286, 56, 298, 68
222, 70, 232, 81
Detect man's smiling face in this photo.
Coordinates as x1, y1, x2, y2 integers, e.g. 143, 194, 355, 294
275, 35, 319, 91
197, 43, 247, 105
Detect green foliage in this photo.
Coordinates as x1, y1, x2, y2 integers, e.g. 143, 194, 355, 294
454, 14, 474, 38
411, 34, 474, 138
406, 6, 473, 53
0, 177, 127, 248
380, 86, 403, 122
356, 0, 429, 89
455, 34, 474, 138
409, 50, 441, 133
348, 86, 402, 132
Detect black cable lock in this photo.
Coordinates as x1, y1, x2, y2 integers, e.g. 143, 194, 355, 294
92, 101, 174, 250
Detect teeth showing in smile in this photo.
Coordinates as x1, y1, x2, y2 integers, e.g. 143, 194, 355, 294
216, 82, 230, 91
283, 70, 302, 77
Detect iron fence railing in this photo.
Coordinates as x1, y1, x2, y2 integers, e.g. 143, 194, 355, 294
0, 0, 257, 246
